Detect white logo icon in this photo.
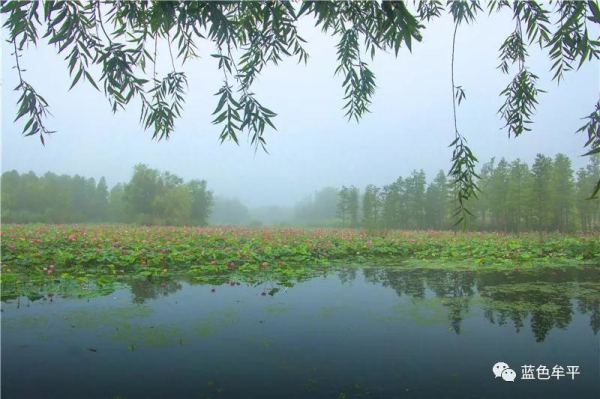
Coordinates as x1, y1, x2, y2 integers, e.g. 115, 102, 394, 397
501, 368, 517, 382
493, 362, 510, 378
493, 362, 516, 382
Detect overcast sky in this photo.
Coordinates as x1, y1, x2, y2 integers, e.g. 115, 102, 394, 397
2, 9, 599, 207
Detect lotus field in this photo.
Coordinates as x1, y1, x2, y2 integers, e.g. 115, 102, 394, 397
2, 225, 599, 285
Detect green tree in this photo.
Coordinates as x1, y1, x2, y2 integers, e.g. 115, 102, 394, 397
552, 153, 575, 232
473, 158, 495, 230
40, 172, 71, 222
362, 184, 381, 229
18, 171, 43, 221
380, 180, 401, 229
576, 155, 600, 232
122, 164, 214, 225
530, 154, 554, 232
1, 165, 212, 225
152, 185, 192, 225
425, 170, 449, 230
95, 176, 109, 221
347, 186, 360, 228
123, 164, 162, 220
0, 170, 116, 223
506, 159, 532, 233
587, 155, 600, 230
108, 183, 126, 223
1, 170, 21, 222
4, 0, 599, 220
405, 170, 427, 229
188, 179, 213, 226
336, 186, 350, 227
489, 158, 509, 231
149, 170, 190, 224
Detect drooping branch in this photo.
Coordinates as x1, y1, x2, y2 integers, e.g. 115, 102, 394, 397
449, 22, 479, 229
11, 39, 55, 145
577, 100, 600, 199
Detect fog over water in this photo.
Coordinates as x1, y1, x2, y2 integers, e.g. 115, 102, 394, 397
2, 11, 598, 207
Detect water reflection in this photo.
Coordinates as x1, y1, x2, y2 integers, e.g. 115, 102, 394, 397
360, 267, 600, 341
4, 266, 598, 342
2, 266, 599, 399
130, 279, 183, 304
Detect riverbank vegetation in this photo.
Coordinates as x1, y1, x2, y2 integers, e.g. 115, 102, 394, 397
2, 225, 598, 286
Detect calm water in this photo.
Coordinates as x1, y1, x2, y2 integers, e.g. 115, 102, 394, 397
2, 267, 599, 398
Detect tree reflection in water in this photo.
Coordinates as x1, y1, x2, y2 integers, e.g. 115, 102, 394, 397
359, 266, 599, 341
3, 266, 598, 342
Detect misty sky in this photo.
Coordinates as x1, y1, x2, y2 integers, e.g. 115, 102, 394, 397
2, 9, 599, 207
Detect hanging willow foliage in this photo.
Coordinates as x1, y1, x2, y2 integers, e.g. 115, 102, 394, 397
2, 0, 599, 226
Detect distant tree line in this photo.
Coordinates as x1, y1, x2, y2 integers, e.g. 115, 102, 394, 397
2, 171, 109, 223
294, 187, 339, 226
1, 164, 213, 226
338, 154, 600, 233
210, 196, 250, 225
3, 154, 599, 231
209, 198, 294, 227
